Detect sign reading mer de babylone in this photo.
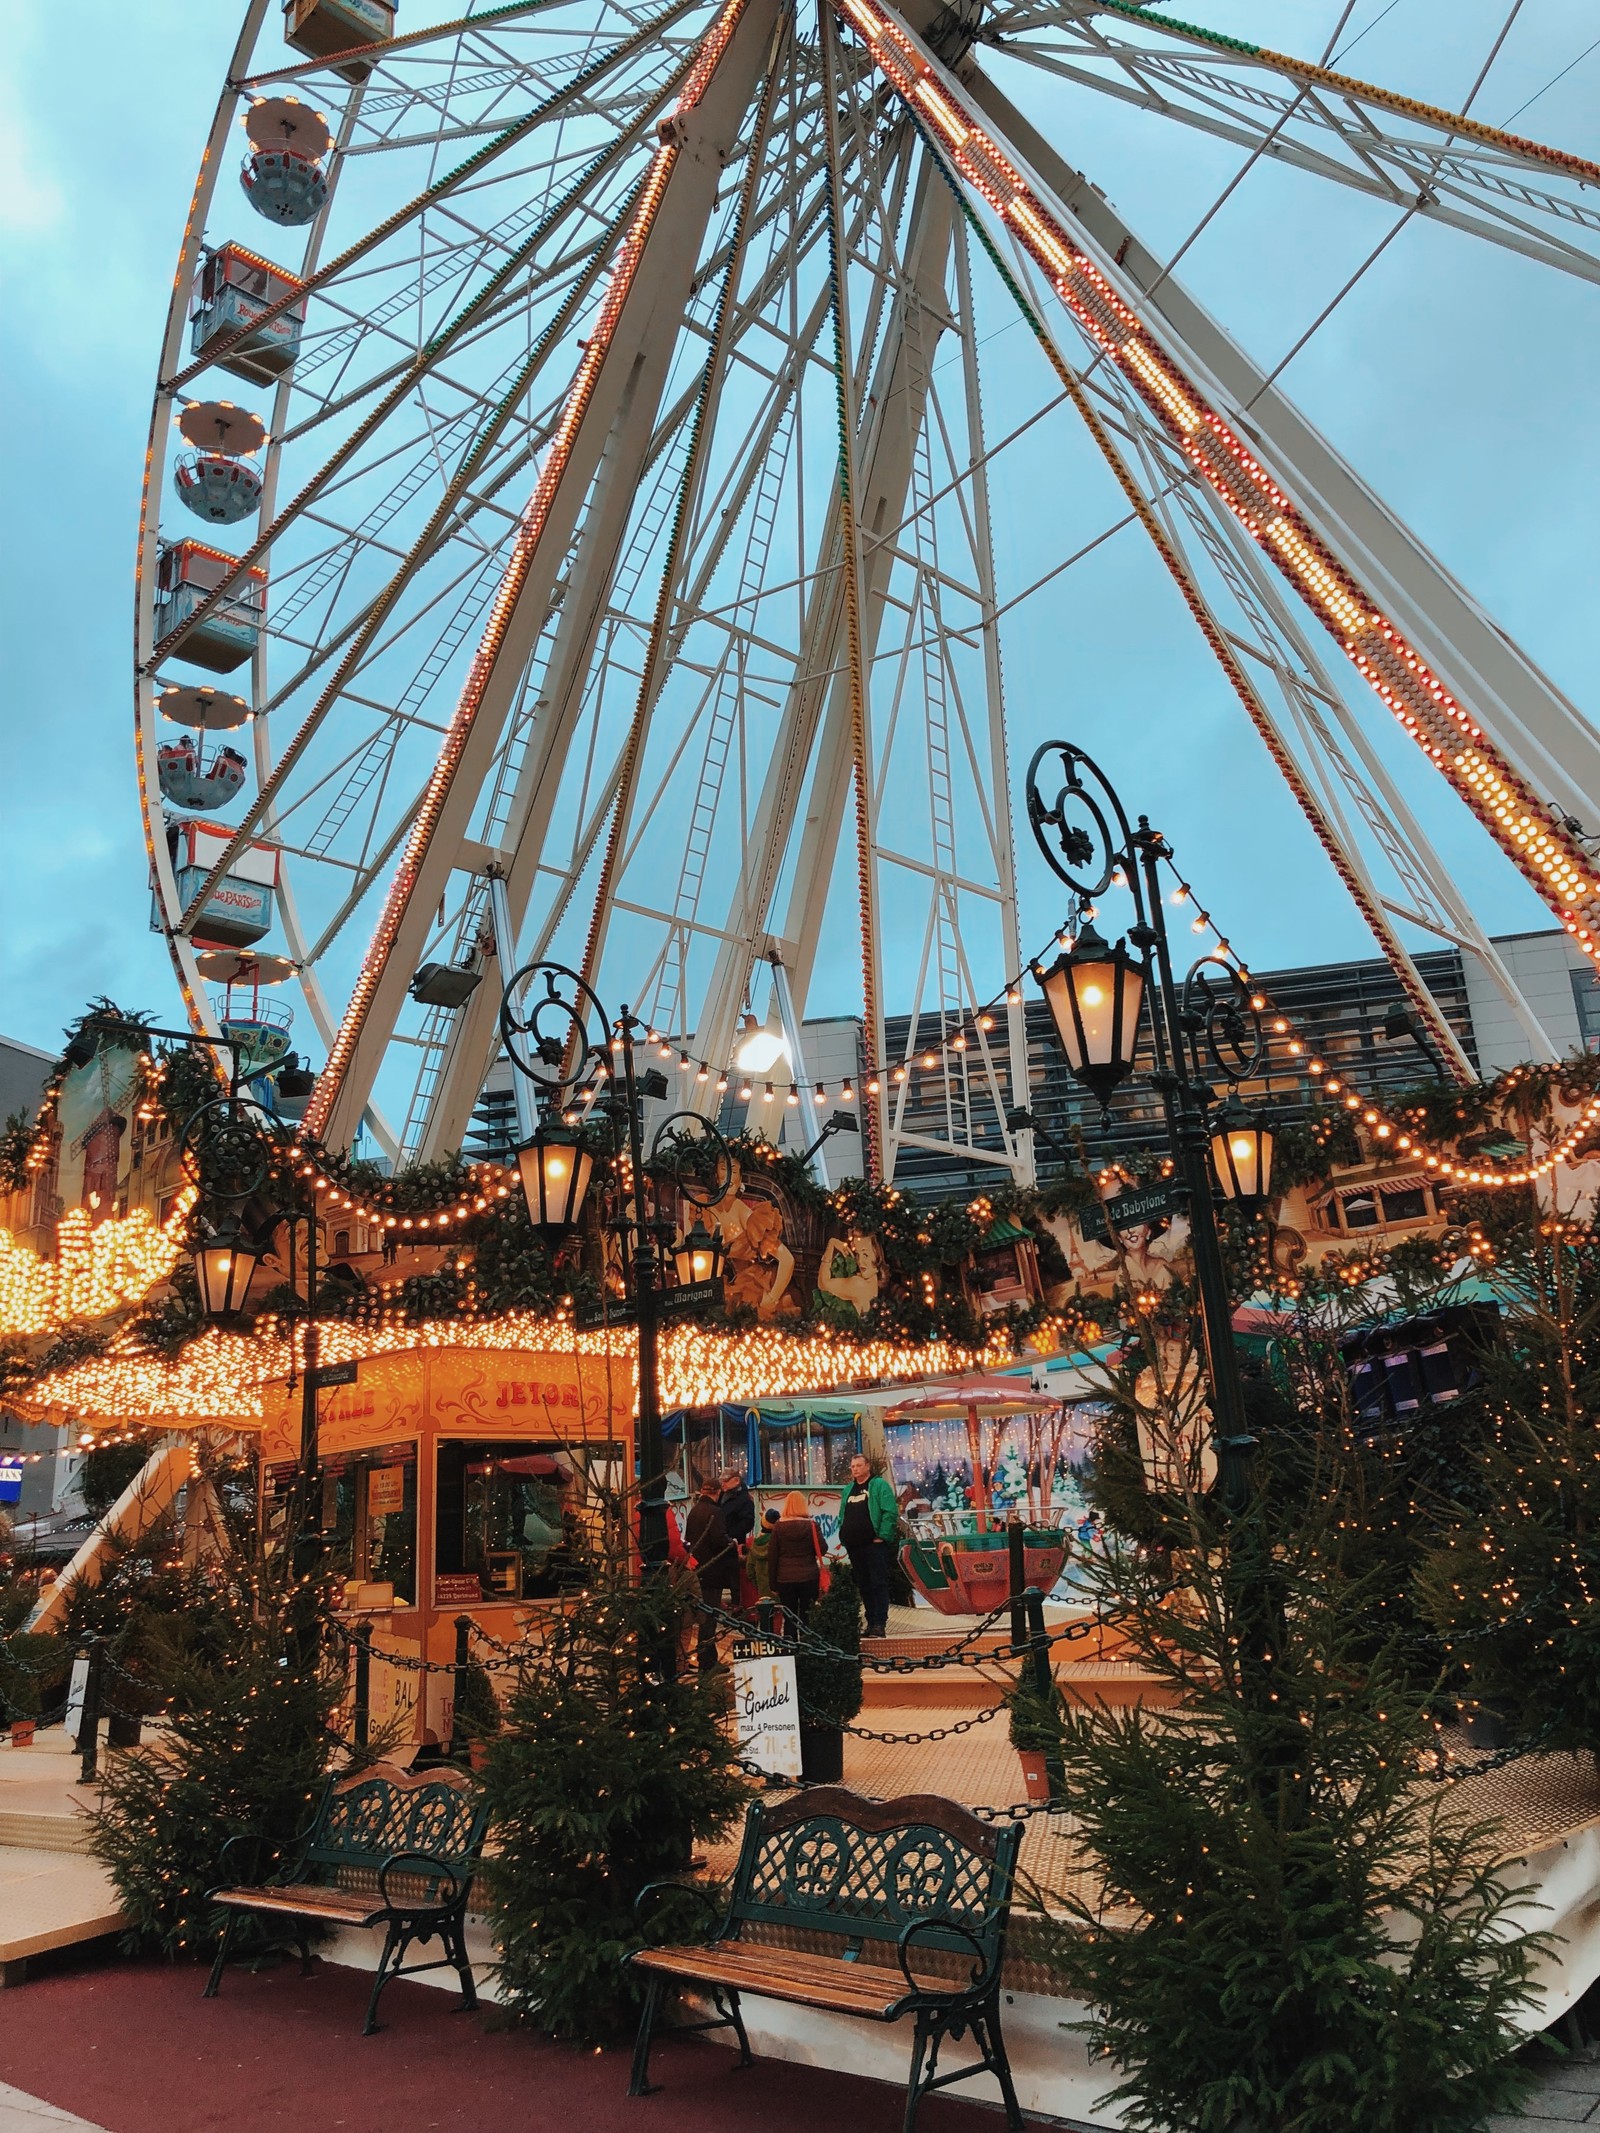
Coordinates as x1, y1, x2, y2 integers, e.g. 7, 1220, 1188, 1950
731, 1639, 802, 1779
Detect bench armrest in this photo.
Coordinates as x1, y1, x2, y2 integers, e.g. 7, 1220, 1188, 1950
210, 1830, 297, 1891
893, 1915, 997, 2008
377, 1850, 468, 1912
633, 1878, 728, 1942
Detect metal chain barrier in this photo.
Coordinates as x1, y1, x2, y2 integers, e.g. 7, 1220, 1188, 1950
841, 1702, 1007, 1745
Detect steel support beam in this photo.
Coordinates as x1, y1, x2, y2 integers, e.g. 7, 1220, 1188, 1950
308, 0, 781, 1150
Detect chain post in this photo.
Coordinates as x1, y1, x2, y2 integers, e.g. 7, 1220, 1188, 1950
76, 1637, 103, 1783
1007, 1510, 1026, 1649
352, 1622, 373, 1751
447, 1615, 473, 1760
1023, 1588, 1051, 1699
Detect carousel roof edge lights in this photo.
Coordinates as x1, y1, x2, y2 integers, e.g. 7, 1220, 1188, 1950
11, 1310, 1031, 1436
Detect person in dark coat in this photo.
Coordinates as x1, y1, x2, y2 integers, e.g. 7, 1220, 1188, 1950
683, 1477, 736, 1671
768, 1490, 824, 1629
720, 1467, 756, 1549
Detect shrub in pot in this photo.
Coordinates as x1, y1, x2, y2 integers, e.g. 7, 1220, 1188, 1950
794, 1563, 863, 1782
453, 1656, 501, 1770
1006, 1676, 1066, 1803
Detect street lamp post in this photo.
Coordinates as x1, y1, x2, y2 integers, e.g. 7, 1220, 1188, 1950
498, 963, 732, 1577
1025, 742, 1275, 1506
177, 1083, 326, 1570
85, 1014, 328, 1565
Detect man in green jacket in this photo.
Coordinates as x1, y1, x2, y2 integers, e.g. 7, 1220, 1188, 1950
837, 1452, 897, 1638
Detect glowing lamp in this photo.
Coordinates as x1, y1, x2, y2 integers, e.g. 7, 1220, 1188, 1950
735, 1013, 787, 1074
1035, 923, 1144, 1104
1210, 1102, 1275, 1203
515, 1120, 594, 1230
673, 1218, 725, 1288
191, 1217, 261, 1320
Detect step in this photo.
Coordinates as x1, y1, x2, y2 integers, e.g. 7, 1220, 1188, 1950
0, 1846, 125, 1983
0, 1810, 93, 1855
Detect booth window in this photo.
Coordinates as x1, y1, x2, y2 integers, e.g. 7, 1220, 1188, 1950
757, 1408, 860, 1487
663, 1408, 754, 1497
316, 1444, 417, 1606
436, 1440, 621, 1601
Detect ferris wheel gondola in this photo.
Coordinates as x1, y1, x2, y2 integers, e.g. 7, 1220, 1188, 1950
135, 0, 1599, 1176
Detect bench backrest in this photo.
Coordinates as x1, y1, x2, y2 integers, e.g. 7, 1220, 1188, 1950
725, 1788, 1019, 1961
305, 1763, 488, 1883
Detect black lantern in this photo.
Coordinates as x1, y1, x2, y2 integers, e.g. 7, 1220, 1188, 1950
673, 1217, 724, 1287
1210, 1101, 1275, 1203
1035, 923, 1145, 1104
515, 1119, 594, 1230
192, 1215, 262, 1320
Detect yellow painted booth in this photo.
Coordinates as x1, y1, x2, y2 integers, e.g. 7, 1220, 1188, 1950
256, 1345, 634, 1746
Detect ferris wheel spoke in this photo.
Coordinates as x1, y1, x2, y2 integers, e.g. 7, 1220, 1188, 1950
167, 0, 713, 400
1079, 358, 1486, 1075
153, 120, 683, 671
303, 0, 785, 1149
822, 0, 1600, 999
173, 162, 650, 943
990, 9, 1600, 281
238, 2, 586, 91
1093, 359, 1562, 1067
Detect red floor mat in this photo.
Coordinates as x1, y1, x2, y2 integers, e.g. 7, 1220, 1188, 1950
0, 1956, 1011, 2133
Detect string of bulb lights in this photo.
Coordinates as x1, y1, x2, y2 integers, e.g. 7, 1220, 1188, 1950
1152, 854, 1600, 1189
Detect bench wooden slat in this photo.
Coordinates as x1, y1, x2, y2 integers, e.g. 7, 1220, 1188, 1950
212, 1884, 384, 1926
633, 1942, 952, 2017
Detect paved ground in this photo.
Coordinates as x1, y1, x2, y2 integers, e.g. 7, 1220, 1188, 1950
0, 1953, 1592, 2132
0, 1956, 1016, 2133
1491, 2045, 1600, 2128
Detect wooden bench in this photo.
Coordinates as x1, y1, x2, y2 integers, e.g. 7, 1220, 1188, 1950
628, 1789, 1023, 2133
204, 1762, 490, 2034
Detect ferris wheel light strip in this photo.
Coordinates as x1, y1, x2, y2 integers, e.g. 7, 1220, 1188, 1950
829, 0, 1600, 969
303, 0, 751, 1145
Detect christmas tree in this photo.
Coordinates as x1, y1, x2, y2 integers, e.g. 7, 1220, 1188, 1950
1045, 1458, 1548, 2133
1416, 1217, 1600, 1760
478, 1544, 750, 2045
91, 1559, 341, 1958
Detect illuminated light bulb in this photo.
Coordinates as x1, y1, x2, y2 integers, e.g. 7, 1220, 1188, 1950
763, 1083, 775, 1103
840, 1082, 855, 1102
738, 1082, 752, 1102
785, 1085, 799, 1106
893, 1067, 906, 1083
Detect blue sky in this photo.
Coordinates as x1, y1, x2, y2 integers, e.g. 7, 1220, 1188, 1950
1, 0, 1595, 1065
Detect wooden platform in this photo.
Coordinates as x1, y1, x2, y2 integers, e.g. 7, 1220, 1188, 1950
0, 1734, 124, 1982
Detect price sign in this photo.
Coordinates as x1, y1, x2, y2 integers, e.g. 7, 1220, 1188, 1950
730, 1639, 802, 1779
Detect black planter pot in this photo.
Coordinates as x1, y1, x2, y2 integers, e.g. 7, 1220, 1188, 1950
107, 1711, 142, 1749
799, 1722, 844, 1783
1457, 1701, 1510, 1750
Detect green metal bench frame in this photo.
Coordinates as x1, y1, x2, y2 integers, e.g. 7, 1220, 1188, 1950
628, 1788, 1023, 2133
204, 1762, 490, 2034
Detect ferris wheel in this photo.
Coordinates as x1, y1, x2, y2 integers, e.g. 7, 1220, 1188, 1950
136, 0, 1600, 1181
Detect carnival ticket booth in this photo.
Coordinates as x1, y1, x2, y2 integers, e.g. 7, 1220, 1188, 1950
255, 1344, 633, 1747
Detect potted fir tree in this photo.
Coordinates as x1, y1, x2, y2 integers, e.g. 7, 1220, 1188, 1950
793, 1563, 863, 1782
452, 1656, 502, 1771
1005, 1676, 1066, 1803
